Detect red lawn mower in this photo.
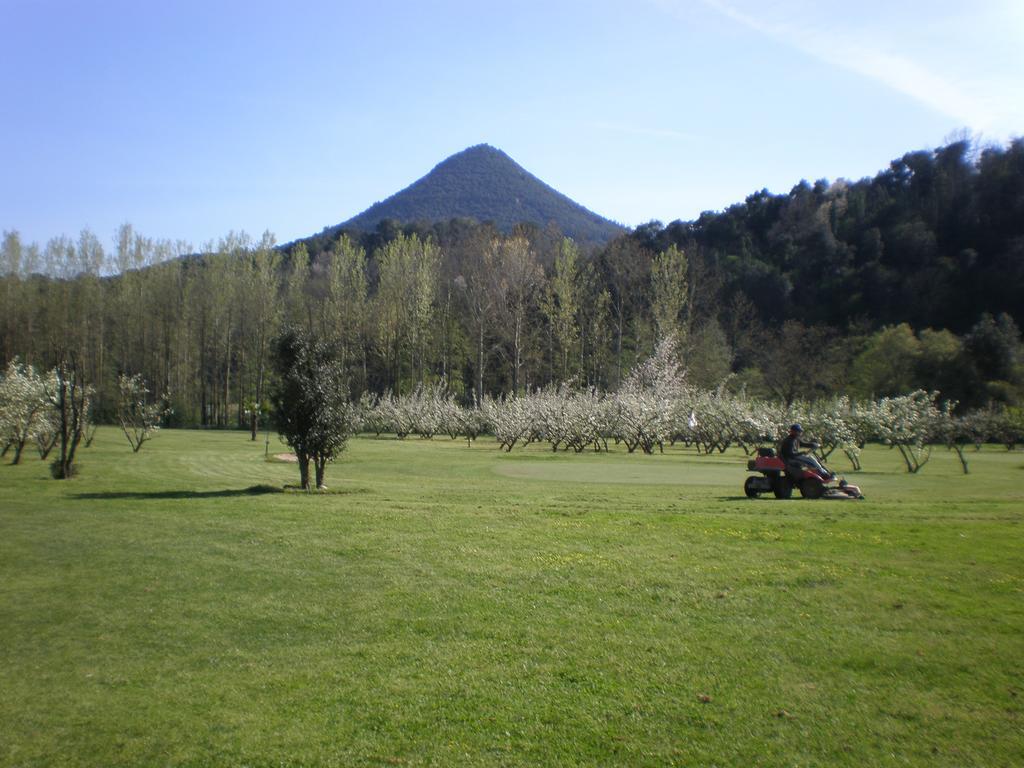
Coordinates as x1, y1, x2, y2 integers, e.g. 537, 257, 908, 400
744, 447, 864, 500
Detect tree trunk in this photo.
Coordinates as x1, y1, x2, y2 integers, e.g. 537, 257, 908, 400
513, 315, 523, 395
298, 453, 310, 490
315, 458, 326, 489
953, 445, 969, 474
476, 322, 485, 406
236, 349, 245, 428
615, 308, 624, 389
252, 353, 265, 441
361, 343, 368, 394
199, 316, 209, 427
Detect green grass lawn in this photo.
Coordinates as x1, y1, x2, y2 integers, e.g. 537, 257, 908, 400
2, 428, 1022, 767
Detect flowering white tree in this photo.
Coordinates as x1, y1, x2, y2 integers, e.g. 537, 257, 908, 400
357, 392, 388, 436
874, 390, 942, 473
721, 393, 779, 455
932, 400, 975, 474
369, 382, 464, 440
0, 360, 51, 464
406, 383, 444, 439
481, 394, 534, 451
800, 396, 861, 468
689, 387, 749, 455
452, 403, 489, 447
117, 373, 170, 452
532, 383, 610, 453
374, 392, 416, 439
566, 388, 614, 453
33, 396, 60, 460
612, 336, 686, 454
986, 406, 1024, 450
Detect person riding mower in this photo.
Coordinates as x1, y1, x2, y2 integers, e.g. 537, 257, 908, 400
744, 423, 864, 500
780, 423, 833, 481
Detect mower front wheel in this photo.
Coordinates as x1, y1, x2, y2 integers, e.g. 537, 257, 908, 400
772, 476, 793, 499
800, 478, 825, 499
744, 476, 760, 498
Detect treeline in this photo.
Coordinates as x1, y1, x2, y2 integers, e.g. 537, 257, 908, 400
1, 139, 1022, 426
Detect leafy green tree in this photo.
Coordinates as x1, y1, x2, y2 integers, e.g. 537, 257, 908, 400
375, 233, 441, 392
323, 235, 369, 389
111, 223, 155, 377
685, 318, 733, 389
244, 232, 282, 439
454, 244, 496, 405
963, 313, 1023, 404
758, 321, 839, 405
581, 276, 613, 389
487, 235, 542, 395
1, 230, 23, 276
540, 237, 582, 381
650, 244, 688, 342
1, 231, 25, 365
916, 328, 962, 402
597, 237, 652, 387
271, 327, 357, 490
285, 243, 311, 330
851, 323, 922, 397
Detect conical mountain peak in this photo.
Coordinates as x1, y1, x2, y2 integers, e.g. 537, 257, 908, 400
339, 145, 623, 244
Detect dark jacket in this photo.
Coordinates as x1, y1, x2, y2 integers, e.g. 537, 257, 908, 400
780, 433, 815, 460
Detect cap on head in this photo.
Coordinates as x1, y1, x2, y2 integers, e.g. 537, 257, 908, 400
790, 423, 803, 433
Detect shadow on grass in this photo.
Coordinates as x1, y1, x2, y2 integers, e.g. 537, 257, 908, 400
74, 484, 282, 500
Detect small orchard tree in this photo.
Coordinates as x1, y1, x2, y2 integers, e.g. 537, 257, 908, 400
934, 401, 973, 474
271, 327, 356, 490
482, 394, 534, 452
117, 373, 170, 452
875, 390, 941, 473
989, 406, 1024, 450
801, 396, 861, 468
0, 359, 49, 464
34, 398, 60, 460
45, 352, 92, 479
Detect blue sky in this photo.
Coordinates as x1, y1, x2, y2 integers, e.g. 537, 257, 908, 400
2, 0, 1022, 251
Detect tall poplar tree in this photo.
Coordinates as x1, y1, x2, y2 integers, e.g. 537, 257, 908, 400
541, 237, 581, 381
651, 244, 689, 342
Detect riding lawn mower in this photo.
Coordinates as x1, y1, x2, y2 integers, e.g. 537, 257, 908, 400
744, 447, 864, 500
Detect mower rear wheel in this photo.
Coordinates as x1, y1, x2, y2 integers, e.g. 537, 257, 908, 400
744, 476, 760, 498
772, 476, 792, 499
800, 478, 825, 499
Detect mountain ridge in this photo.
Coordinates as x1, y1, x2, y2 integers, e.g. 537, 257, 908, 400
335, 144, 625, 244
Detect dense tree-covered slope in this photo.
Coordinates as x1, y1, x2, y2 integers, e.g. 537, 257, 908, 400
630, 139, 1024, 335
336, 144, 624, 245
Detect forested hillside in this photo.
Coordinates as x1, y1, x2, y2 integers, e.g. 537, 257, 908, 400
1, 139, 1021, 426
628, 138, 1023, 334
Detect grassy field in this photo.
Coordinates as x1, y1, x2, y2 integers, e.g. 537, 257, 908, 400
1, 428, 1022, 767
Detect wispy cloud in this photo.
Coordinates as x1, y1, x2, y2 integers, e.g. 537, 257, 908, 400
691, 0, 1012, 132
